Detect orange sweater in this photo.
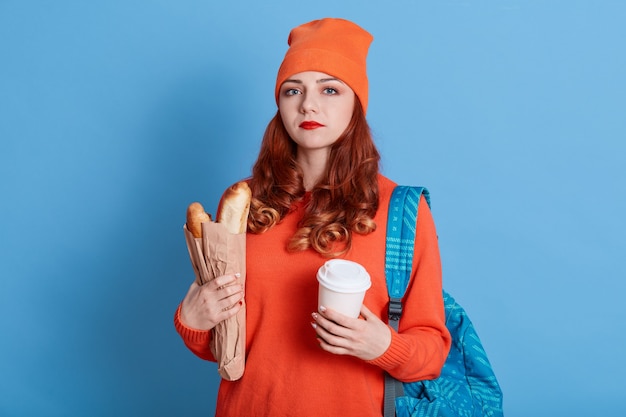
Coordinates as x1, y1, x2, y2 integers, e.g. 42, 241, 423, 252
174, 175, 451, 417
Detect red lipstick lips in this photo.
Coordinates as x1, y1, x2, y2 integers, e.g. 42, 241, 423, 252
299, 121, 324, 130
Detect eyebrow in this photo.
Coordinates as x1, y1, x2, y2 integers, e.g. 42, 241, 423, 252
282, 77, 345, 85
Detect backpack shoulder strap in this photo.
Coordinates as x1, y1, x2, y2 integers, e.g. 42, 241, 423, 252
385, 185, 430, 325
383, 185, 430, 417
384, 186, 504, 417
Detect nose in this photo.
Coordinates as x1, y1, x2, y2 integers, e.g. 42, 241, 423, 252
300, 92, 318, 114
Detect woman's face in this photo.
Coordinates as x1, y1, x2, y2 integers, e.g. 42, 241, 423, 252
278, 71, 355, 159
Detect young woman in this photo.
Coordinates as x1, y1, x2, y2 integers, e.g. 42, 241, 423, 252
175, 18, 451, 417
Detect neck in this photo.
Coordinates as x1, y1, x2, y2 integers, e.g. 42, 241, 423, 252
297, 148, 329, 191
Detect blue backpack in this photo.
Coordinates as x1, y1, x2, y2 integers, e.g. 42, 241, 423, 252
383, 186, 504, 417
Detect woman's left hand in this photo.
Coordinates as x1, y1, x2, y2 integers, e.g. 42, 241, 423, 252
311, 304, 392, 361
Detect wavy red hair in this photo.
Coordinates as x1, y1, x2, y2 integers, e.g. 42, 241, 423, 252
248, 100, 380, 257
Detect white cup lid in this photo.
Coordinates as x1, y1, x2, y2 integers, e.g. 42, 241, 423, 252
317, 259, 371, 293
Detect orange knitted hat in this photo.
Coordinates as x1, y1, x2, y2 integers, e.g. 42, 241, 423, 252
275, 18, 374, 113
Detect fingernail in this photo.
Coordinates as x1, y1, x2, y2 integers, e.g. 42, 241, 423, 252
234, 273, 241, 278
310, 322, 317, 329
319, 305, 327, 313
311, 312, 318, 320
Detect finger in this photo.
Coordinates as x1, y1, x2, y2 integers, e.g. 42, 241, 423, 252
314, 324, 350, 352
218, 286, 245, 304
200, 282, 243, 312
216, 299, 244, 322
317, 305, 355, 328
203, 279, 243, 299
220, 298, 243, 312
211, 273, 241, 289
312, 313, 352, 346
316, 336, 350, 356
359, 304, 375, 320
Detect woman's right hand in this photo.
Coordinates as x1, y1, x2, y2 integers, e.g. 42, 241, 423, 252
179, 274, 244, 331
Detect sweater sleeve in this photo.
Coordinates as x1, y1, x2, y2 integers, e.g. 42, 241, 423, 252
367, 195, 452, 382
173, 303, 217, 362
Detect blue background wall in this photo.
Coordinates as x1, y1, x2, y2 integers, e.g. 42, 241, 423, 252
1, 1, 624, 416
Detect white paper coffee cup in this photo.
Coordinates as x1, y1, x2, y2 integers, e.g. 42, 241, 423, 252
317, 259, 371, 318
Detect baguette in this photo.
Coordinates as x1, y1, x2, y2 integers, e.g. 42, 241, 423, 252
217, 182, 251, 234
186, 202, 212, 238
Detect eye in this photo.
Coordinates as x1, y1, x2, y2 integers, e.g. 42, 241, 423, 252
323, 87, 338, 95
283, 88, 301, 96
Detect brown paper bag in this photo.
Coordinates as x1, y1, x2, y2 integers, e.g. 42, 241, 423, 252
183, 222, 246, 381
